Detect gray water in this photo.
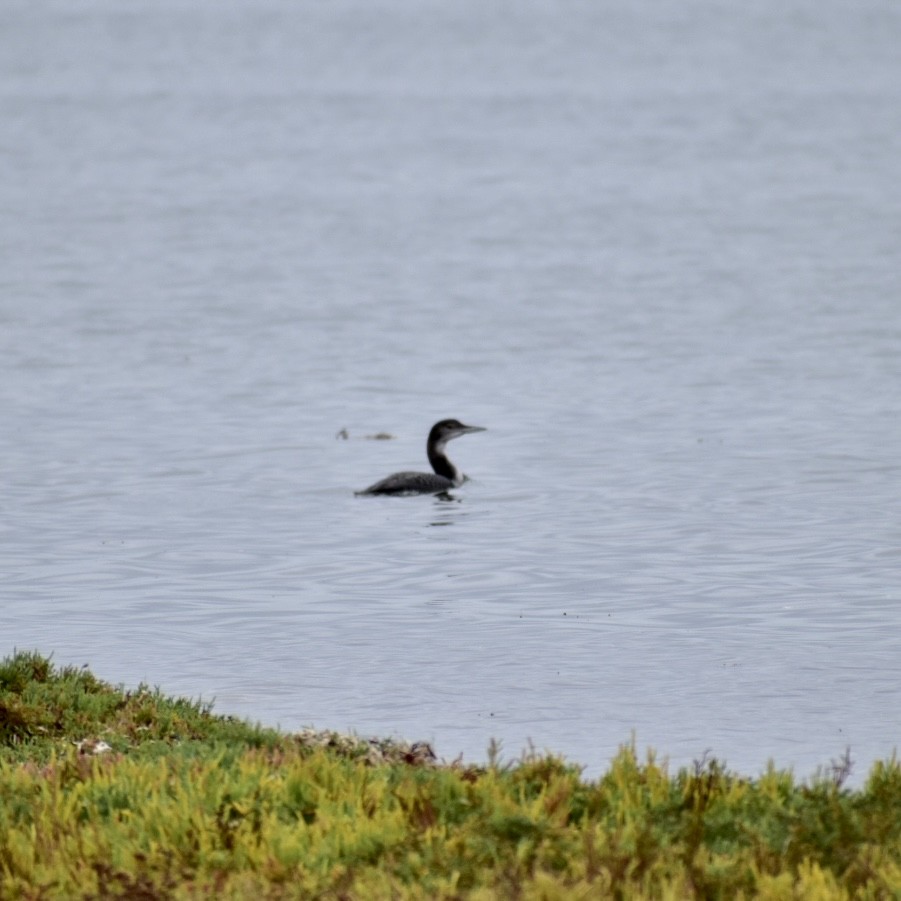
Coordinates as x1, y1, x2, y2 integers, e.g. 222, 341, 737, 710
3, 0, 901, 780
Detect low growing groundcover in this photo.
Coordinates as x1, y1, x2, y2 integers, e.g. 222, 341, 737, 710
0, 650, 899, 899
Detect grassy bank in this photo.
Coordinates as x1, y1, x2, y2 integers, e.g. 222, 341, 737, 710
1, 651, 899, 899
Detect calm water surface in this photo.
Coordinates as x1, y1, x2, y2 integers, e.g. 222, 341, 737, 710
2, 0, 901, 779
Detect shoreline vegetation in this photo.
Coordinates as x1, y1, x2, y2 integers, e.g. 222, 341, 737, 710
1, 651, 899, 899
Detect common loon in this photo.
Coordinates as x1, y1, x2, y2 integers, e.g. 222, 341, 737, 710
356, 419, 486, 496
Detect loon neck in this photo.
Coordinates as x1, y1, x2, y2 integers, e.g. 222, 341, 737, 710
427, 445, 462, 485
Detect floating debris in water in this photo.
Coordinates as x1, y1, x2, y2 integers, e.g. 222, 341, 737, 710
335, 429, 395, 441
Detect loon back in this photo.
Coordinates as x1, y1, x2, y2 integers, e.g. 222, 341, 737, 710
355, 471, 456, 497
356, 418, 486, 497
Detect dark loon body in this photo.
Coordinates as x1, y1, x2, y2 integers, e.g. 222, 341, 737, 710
356, 419, 486, 496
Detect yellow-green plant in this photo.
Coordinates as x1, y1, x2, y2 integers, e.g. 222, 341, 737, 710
1, 651, 899, 899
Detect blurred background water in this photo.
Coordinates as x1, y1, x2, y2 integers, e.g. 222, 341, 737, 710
2, 0, 900, 779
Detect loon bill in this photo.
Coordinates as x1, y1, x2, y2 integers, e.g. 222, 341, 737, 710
355, 419, 486, 496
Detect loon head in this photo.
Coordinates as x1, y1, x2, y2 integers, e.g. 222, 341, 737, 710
428, 419, 486, 452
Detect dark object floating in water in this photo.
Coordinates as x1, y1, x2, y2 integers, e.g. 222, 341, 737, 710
355, 419, 486, 496
337, 429, 395, 441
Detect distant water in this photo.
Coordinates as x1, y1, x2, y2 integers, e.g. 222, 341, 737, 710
2, 0, 901, 780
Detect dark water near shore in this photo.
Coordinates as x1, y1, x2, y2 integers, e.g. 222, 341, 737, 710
2, 0, 901, 779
